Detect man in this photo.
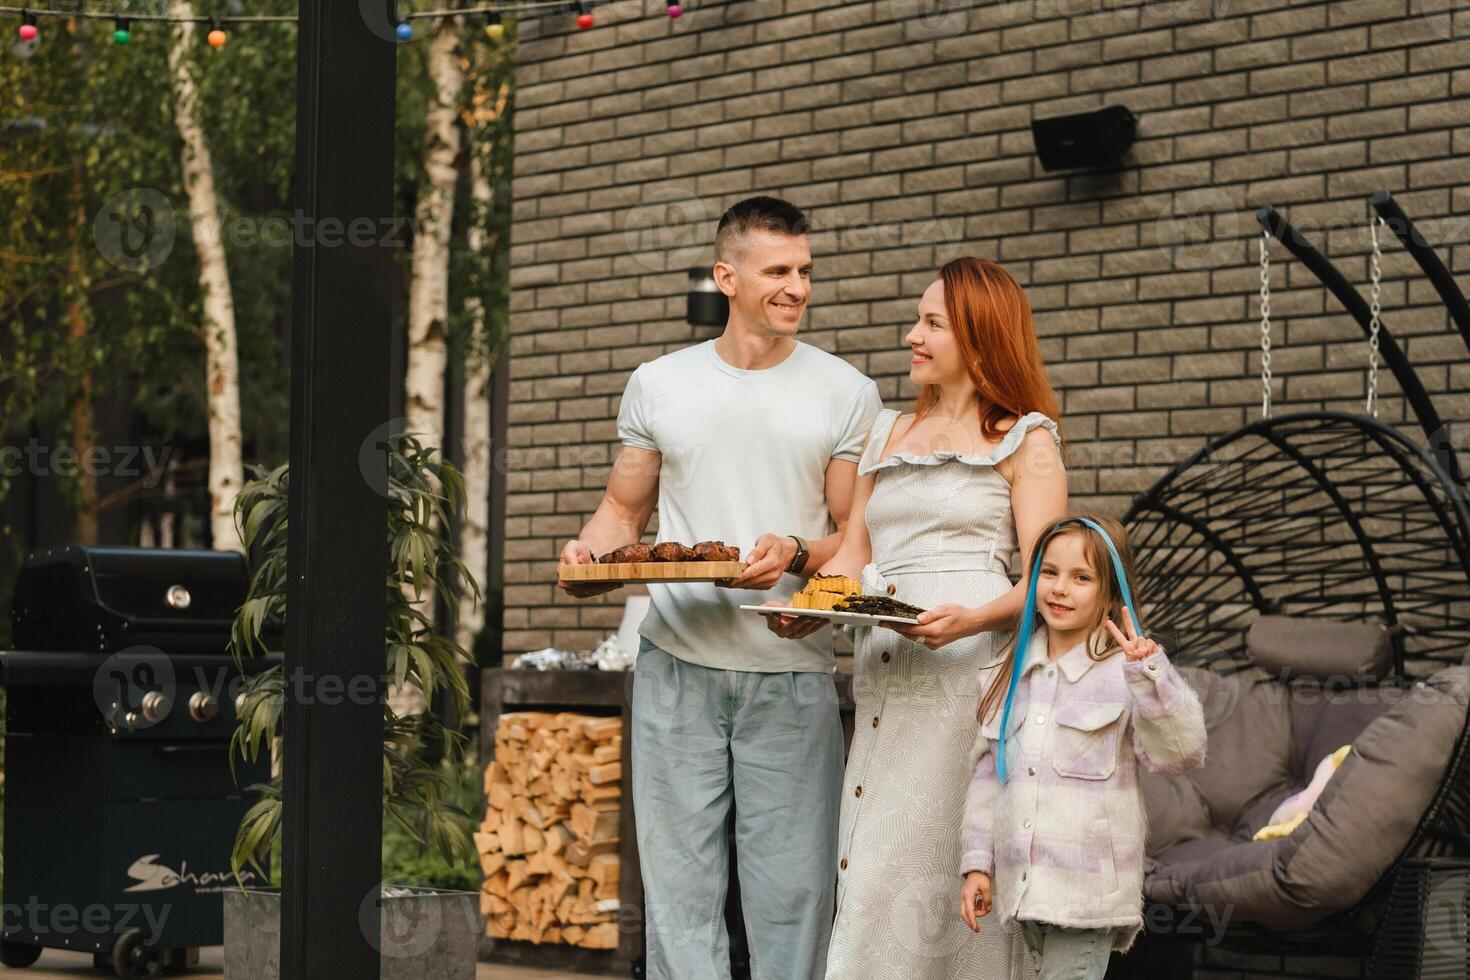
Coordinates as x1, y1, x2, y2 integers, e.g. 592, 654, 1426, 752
559, 196, 882, 979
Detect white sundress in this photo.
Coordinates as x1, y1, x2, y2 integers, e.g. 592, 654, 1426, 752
825, 407, 1061, 980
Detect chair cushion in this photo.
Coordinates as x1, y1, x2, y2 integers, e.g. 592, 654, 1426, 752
1247, 615, 1394, 682
1144, 666, 1470, 928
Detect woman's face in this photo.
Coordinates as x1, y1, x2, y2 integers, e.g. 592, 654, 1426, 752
1035, 532, 1101, 634
905, 279, 967, 387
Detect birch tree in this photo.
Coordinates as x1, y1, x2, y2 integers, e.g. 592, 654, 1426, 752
167, 0, 244, 553
455, 42, 512, 662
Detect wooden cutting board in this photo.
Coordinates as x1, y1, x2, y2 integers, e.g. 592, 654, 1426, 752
558, 561, 746, 583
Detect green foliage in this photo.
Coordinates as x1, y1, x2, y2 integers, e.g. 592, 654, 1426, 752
382, 748, 481, 891
227, 433, 481, 884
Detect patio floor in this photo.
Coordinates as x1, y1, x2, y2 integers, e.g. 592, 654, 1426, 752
0, 947, 605, 979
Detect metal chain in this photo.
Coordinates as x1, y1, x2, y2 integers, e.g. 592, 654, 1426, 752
1366, 214, 1384, 418
1259, 231, 1272, 419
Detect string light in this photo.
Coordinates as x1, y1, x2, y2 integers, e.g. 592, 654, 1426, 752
5, 0, 682, 42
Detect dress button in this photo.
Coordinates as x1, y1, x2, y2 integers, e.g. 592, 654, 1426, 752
1046, 668, 1054, 677
1028, 767, 1036, 776
881, 652, 891, 663
855, 786, 863, 798
872, 716, 879, 728
1023, 820, 1031, 829
840, 858, 848, 870
1036, 714, 1046, 724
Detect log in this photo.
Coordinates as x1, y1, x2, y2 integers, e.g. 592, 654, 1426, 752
480, 709, 626, 946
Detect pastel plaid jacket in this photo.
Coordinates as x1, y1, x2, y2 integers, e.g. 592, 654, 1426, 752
960, 624, 1207, 952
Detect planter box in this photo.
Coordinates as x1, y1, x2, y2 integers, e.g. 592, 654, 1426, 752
224, 885, 479, 980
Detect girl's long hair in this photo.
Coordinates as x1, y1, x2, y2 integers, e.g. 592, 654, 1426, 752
915, 257, 1062, 445
977, 514, 1143, 725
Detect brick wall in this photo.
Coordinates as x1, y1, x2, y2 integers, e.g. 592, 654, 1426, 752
502, 0, 1470, 658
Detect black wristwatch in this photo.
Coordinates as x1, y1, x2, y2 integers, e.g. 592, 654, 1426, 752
787, 535, 809, 574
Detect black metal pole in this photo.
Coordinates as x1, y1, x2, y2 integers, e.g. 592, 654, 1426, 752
1255, 205, 1453, 475
1369, 191, 1470, 357
281, 0, 394, 972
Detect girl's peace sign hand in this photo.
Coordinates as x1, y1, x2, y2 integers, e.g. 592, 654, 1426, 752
1105, 606, 1159, 662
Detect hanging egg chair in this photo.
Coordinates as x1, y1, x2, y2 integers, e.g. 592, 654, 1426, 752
1118, 197, 1470, 979
1123, 198, 1470, 680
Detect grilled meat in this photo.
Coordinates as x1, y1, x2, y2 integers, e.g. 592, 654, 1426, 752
694, 540, 741, 561
605, 544, 656, 564
652, 542, 698, 562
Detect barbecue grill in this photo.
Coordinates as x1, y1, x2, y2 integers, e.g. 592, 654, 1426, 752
0, 546, 278, 978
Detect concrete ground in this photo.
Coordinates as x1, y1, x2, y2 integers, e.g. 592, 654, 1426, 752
0, 946, 603, 979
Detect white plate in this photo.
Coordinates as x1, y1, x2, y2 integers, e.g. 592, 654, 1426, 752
739, 604, 921, 627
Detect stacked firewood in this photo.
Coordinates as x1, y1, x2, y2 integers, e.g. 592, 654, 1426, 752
477, 711, 623, 948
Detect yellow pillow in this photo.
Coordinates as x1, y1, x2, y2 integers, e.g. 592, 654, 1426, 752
1253, 745, 1352, 841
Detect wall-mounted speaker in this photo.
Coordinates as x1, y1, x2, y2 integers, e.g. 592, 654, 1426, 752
687, 269, 728, 327
1030, 105, 1137, 172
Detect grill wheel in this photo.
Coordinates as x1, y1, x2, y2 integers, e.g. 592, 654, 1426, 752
0, 939, 42, 967
111, 929, 163, 979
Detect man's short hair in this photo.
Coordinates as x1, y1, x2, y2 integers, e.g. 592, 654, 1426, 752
715, 196, 810, 262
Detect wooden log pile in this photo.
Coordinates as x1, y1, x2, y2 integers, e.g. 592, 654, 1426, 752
477, 711, 623, 948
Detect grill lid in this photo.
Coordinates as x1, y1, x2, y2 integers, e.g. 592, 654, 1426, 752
9, 545, 249, 654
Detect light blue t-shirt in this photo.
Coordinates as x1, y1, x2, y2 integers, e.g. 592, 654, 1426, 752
617, 339, 883, 673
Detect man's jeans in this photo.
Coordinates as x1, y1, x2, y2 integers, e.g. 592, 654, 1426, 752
631, 638, 844, 980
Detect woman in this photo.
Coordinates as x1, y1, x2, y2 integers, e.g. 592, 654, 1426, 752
770, 257, 1068, 978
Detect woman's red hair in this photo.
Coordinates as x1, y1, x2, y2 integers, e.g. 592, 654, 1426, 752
915, 257, 1062, 442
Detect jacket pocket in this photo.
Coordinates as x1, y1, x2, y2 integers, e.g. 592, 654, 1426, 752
1051, 700, 1127, 780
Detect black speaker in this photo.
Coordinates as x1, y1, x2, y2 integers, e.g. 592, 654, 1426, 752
687, 268, 729, 327
1031, 105, 1137, 172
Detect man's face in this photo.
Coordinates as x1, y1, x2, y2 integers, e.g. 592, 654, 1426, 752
716, 230, 812, 338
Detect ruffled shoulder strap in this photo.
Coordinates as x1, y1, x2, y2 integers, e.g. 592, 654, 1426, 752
856, 408, 904, 476
987, 412, 1062, 465
861, 410, 1060, 473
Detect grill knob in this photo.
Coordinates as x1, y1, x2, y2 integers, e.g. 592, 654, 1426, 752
165, 584, 192, 610
140, 691, 171, 724
123, 711, 140, 729
189, 692, 220, 723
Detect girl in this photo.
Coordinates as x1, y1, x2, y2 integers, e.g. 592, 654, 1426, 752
958, 514, 1207, 979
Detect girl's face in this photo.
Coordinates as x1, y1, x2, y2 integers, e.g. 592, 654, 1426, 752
1035, 532, 1102, 633
905, 279, 966, 387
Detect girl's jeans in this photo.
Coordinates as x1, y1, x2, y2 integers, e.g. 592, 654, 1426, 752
1020, 920, 1114, 980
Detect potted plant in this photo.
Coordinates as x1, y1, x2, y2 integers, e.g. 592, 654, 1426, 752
222, 433, 482, 980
